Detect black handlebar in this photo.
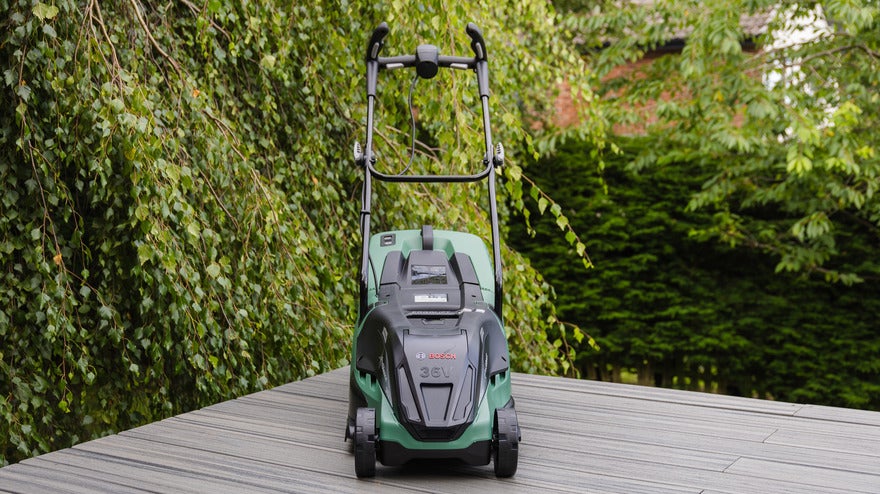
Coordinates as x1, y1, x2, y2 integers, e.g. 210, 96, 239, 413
466, 22, 487, 61
366, 21, 487, 65
361, 22, 496, 182
366, 22, 389, 60
362, 21, 494, 171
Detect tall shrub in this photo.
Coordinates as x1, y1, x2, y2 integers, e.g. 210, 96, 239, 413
1, 0, 601, 464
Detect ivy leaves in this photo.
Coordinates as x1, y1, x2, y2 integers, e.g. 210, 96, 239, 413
1, 0, 601, 465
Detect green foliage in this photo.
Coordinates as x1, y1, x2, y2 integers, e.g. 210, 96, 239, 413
1, 0, 597, 465
563, 0, 880, 282
510, 137, 880, 409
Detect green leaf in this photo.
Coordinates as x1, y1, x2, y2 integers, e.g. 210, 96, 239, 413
98, 305, 113, 320
137, 243, 152, 264
787, 154, 813, 175
32, 2, 59, 21
538, 197, 549, 214
260, 54, 276, 68
16, 84, 31, 102
135, 204, 149, 221
206, 262, 221, 278
508, 165, 522, 182
555, 214, 569, 230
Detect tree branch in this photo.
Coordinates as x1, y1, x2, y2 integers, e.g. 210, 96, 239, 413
781, 43, 878, 69
126, 0, 182, 74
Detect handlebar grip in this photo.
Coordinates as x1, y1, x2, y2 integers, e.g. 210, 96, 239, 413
466, 22, 487, 60
367, 22, 389, 60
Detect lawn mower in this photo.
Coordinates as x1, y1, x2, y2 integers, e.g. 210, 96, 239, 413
345, 22, 520, 478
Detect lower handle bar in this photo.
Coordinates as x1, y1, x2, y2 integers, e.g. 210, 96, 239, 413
367, 159, 492, 183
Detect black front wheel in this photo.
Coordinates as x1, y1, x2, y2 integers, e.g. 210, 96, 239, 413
354, 407, 377, 478
493, 407, 520, 478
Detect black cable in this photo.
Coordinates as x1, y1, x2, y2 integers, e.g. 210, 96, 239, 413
397, 74, 419, 175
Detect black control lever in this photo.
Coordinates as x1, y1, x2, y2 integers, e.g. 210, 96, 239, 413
367, 22, 389, 60
466, 22, 487, 60
365, 23, 389, 97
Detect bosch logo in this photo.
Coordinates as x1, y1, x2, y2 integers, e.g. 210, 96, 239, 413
429, 353, 456, 360
415, 352, 426, 360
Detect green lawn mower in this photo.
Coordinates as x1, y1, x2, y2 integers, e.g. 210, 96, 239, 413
345, 22, 520, 478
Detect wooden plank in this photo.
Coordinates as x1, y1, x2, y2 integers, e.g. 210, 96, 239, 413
0, 462, 150, 494
515, 395, 781, 443
764, 428, 880, 457
512, 373, 805, 415
724, 457, 880, 494
525, 427, 740, 472
795, 404, 880, 427
518, 452, 854, 494
2, 453, 228, 494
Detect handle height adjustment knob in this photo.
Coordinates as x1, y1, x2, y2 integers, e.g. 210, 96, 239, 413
493, 142, 504, 168
354, 141, 365, 167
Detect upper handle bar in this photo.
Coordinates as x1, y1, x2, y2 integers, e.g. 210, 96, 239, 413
362, 22, 496, 182
366, 21, 487, 63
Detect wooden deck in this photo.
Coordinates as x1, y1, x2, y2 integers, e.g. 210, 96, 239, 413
2, 367, 879, 493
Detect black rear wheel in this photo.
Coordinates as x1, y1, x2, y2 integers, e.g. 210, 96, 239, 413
493, 407, 520, 478
354, 407, 377, 478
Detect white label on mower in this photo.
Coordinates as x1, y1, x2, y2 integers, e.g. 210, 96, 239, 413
414, 293, 447, 303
